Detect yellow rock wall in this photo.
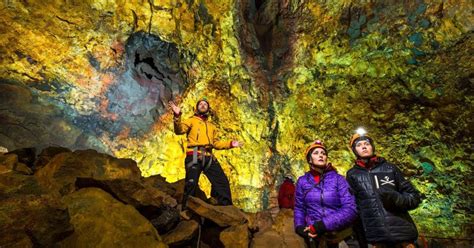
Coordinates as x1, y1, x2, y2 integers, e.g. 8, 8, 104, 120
0, 0, 472, 237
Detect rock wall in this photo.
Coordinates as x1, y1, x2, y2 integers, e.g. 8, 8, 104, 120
0, 0, 472, 238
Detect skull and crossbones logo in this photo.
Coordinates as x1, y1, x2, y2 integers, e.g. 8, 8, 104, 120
380, 176, 395, 186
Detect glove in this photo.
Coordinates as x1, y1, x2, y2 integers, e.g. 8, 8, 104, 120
311, 221, 327, 235
295, 225, 308, 238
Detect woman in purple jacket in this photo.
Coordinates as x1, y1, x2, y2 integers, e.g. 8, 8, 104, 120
294, 140, 357, 247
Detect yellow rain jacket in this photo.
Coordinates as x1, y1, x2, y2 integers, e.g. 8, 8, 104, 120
174, 114, 233, 153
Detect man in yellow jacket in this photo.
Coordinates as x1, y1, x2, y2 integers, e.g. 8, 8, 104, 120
169, 98, 242, 209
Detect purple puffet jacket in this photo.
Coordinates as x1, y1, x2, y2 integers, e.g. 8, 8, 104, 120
294, 169, 357, 231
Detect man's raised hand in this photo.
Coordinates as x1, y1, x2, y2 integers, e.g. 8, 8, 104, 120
231, 141, 244, 148
169, 101, 181, 115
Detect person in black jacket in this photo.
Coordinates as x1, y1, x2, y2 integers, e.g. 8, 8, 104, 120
346, 128, 421, 248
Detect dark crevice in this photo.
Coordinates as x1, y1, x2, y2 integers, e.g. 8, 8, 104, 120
55, 16, 77, 25
131, 10, 138, 33
134, 52, 166, 79
237, 0, 295, 98
255, 0, 265, 10
87, 52, 100, 71
147, 0, 154, 34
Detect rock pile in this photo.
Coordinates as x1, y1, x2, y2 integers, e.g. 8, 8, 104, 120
0, 147, 306, 248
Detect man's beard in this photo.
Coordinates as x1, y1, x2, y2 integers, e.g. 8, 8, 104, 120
197, 108, 209, 115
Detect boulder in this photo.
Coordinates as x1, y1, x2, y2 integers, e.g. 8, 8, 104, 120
58, 187, 167, 248
250, 230, 285, 248
75, 177, 177, 208
199, 242, 212, 248
0, 153, 19, 174
35, 149, 141, 195
0, 171, 45, 198
149, 206, 181, 234
169, 179, 208, 204
75, 177, 179, 234
250, 209, 305, 248
0, 172, 73, 247
220, 224, 249, 248
0, 153, 33, 175
142, 174, 177, 196
186, 196, 248, 227
161, 219, 199, 247
271, 208, 306, 247
246, 210, 274, 233
0, 233, 33, 248
13, 162, 33, 175
6, 147, 36, 168
200, 223, 226, 248
0, 194, 73, 247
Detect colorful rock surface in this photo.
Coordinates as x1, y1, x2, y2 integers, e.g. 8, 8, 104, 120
0, 0, 472, 238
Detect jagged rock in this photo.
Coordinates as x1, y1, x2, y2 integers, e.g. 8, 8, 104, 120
35, 149, 141, 195
13, 162, 33, 175
169, 179, 209, 204
0, 0, 473, 237
271, 208, 306, 247
6, 147, 36, 168
75, 177, 177, 208
142, 174, 177, 196
200, 223, 226, 248
162, 219, 199, 247
220, 224, 250, 248
149, 206, 181, 234
0, 153, 33, 175
58, 187, 167, 248
0, 233, 33, 248
0, 171, 73, 247
33, 146, 71, 171
199, 242, 212, 248
246, 210, 274, 233
0, 153, 19, 174
250, 230, 286, 248
143, 176, 208, 205
75, 177, 179, 234
250, 209, 305, 248
186, 196, 248, 227
423, 238, 474, 248
0, 194, 73, 247
0, 171, 45, 198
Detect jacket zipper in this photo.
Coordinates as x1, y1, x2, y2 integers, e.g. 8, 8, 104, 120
320, 175, 325, 218
368, 168, 393, 241
204, 121, 211, 146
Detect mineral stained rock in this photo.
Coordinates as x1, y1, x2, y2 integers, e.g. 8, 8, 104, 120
0, 0, 472, 238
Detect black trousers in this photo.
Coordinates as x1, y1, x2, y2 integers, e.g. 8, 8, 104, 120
182, 155, 232, 208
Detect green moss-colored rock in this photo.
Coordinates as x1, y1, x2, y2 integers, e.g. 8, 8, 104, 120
0, 0, 472, 238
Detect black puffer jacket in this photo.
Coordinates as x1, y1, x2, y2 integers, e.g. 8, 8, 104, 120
346, 157, 421, 243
